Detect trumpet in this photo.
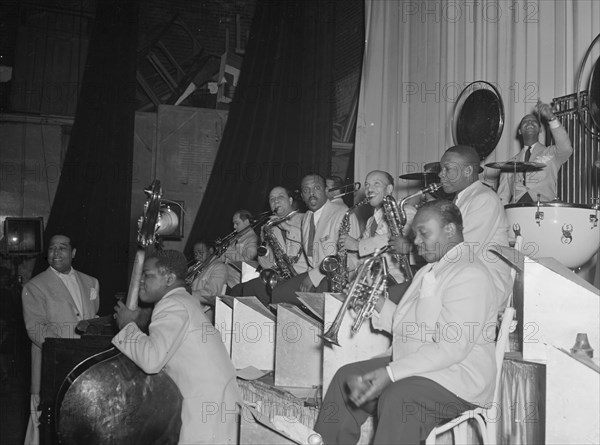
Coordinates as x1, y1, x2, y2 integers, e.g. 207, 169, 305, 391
328, 182, 361, 199
322, 246, 390, 346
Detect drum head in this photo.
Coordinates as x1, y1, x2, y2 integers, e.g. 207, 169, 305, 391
452, 81, 505, 160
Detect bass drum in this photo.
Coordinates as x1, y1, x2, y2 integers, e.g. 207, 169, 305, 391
56, 348, 182, 445
505, 202, 600, 269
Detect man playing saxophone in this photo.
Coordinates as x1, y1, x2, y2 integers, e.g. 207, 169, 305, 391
339, 170, 410, 287
272, 174, 361, 305
390, 145, 512, 312
229, 186, 307, 306
314, 200, 498, 444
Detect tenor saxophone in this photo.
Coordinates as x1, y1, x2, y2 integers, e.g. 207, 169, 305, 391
258, 210, 300, 291
382, 183, 442, 281
321, 198, 369, 293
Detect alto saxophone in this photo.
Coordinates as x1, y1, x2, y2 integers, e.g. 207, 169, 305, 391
321, 198, 369, 293
322, 246, 390, 346
382, 183, 442, 281
258, 210, 300, 291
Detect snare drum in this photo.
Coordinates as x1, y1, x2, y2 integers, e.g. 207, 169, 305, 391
505, 202, 600, 269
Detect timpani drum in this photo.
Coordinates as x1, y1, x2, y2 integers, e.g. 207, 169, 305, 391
504, 202, 600, 269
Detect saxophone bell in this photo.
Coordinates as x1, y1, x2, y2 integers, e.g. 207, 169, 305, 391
257, 243, 269, 257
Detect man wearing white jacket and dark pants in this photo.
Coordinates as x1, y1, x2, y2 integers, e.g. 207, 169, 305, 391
113, 250, 241, 444
314, 200, 497, 445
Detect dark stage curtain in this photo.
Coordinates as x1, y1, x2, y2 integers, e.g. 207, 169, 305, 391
35, 0, 138, 315
184, 0, 335, 253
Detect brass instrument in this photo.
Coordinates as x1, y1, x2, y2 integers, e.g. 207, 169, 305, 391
258, 209, 300, 291
382, 183, 442, 281
328, 182, 361, 199
322, 246, 390, 346
185, 211, 273, 285
321, 197, 370, 292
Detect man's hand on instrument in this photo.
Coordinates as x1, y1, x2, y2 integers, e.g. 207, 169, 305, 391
339, 234, 359, 252
347, 368, 392, 407
389, 235, 412, 255
114, 301, 142, 330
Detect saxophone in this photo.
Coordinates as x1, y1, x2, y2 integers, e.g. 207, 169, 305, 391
258, 210, 300, 290
321, 198, 369, 292
382, 183, 442, 281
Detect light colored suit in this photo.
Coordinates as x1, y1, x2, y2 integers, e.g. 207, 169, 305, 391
373, 243, 497, 405
498, 122, 573, 203
191, 260, 228, 297
357, 208, 405, 283
22, 267, 100, 394
301, 200, 361, 286
113, 287, 242, 444
455, 181, 513, 312
258, 211, 308, 274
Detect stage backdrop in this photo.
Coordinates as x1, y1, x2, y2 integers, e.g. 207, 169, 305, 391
355, 0, 600, 195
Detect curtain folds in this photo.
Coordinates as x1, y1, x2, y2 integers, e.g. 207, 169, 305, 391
37, 0, 139, 315
355, 0, 600, 194
184, 0, 335, 254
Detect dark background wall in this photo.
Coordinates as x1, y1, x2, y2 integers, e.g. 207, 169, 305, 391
0, 0, 364, 284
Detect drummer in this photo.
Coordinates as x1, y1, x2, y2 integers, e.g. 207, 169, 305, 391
497, 100, 573, 204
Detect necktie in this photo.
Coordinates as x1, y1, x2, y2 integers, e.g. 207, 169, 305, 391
307, 213, 315, 257
369, 218, 378, 237
523, 146, 531, 186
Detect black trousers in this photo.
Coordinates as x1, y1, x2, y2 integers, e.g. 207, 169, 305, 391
314, 357, 476, 445
229, 277, 271, 306
271, 272, 328, 305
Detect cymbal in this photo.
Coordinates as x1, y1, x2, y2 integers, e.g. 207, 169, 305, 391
485, 161, 546, 172
398, 172, 439, 181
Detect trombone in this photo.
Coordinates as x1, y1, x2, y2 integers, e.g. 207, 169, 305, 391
185, 210, 273, 285
328, 182, 361, 199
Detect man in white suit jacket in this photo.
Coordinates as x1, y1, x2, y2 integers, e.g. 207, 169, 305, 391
315, 200, 497, 444
22, 234, 100, 444
272, 174, 360, 304
114, 250, 241, 444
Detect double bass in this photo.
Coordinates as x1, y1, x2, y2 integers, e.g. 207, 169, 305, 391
55, 180, 183, 445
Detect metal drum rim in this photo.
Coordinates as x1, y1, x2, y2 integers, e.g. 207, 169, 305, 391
504, 202, 597, 210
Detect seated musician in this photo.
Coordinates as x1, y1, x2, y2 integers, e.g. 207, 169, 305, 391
222, 209, 259, 289
114, 250, 242, 444
314, 200, 497, 444
189, 240, 228, 315
271, 174, 361, 305
498, 99, 573, 204
229, 186, 307, 306
391, 145, 512, 312
340, 170, 408, 289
